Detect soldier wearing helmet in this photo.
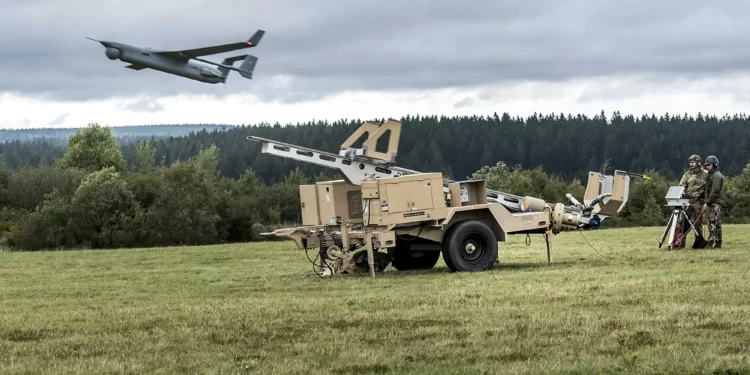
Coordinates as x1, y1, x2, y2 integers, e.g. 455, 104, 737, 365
678, 154, 708, 247
702, 155, 725, 248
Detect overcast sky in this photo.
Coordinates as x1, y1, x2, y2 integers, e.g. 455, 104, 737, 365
2, 0, 750, 128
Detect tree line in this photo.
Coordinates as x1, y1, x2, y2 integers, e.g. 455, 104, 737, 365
1, 117, 750, 251
2, 111, 750, 184
0, 124, 233, 143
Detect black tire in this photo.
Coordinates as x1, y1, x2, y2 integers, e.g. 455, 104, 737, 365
441, 226, 459, 271
441, 220, 498, 272
392, 238, 441, 270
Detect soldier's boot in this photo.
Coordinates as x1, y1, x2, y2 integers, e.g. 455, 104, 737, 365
714, 241, 722, 249
705, 240, 714, 249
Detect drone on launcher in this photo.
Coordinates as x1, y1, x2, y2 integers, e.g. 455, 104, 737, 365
87, 30, 264, 84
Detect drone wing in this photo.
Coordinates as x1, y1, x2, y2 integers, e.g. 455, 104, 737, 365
153, 30, 264, 60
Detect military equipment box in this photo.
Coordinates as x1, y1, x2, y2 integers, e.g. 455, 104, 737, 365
300, 180, 363, 226
360, 173, 447, 226
447, 180, 488, 207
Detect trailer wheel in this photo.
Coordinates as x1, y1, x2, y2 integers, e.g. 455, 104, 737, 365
392, 238, 441, 271
441, 220, 498, 272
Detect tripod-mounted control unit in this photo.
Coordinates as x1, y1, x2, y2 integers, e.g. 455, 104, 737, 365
659, 186, 707, 250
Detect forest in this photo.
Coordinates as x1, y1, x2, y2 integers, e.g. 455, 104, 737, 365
2, 111, 750, 251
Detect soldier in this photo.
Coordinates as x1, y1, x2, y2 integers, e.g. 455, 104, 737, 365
703, 155, 725, 248
678, 154, 708, 247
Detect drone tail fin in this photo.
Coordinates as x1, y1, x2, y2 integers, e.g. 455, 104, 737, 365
238, 55, 258, 79
214, 54, 258, 81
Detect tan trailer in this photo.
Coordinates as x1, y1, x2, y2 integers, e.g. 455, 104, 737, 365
248, 119, 648, 277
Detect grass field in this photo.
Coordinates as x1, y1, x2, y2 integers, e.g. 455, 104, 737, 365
1, 225, 749, 374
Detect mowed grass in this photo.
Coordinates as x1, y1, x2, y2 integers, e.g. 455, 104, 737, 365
1, 225, 750, 374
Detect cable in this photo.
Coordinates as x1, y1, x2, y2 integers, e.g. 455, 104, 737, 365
396, 225, 424, 241
304, 236, 334, 278
578, 230, 607, 259
673, 207, 707, 247
304, 247, 326, 277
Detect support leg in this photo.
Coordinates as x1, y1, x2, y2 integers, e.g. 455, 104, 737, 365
365, 232, 375, 278
341, 224, 350, 251
666, 209, 680, 250
545, 230, 552, 265
659, 210, 676, 248
678, 209, 688, 248
674, 209, 688, 250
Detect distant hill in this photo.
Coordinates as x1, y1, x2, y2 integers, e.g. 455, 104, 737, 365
0, 124, 238, 142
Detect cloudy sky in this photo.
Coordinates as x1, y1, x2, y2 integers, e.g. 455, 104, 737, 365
2, 0, 750, 128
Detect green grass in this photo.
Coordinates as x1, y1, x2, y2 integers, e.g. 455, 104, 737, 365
1, 225, 750, 374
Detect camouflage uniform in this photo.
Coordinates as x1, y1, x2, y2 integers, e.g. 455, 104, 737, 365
678, 155, 708, 245
703, 155, 725, 248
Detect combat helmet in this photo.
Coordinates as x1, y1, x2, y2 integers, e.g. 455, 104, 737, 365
705, 155, 719, 168
688, 154, 701, 163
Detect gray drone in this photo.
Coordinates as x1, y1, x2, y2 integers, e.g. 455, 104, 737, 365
87, 30, 264, 84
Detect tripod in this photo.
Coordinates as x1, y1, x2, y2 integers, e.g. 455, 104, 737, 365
659, 186, 707, 250
659, 206, 702, 250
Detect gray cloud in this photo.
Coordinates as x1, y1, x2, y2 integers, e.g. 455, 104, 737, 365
47, 113, 69, 126
2, 0, 750, 103
454, 97, 475, 108
116, 98, 164, 113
